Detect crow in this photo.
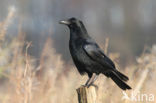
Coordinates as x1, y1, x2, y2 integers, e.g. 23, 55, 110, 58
59, 17, 131, 90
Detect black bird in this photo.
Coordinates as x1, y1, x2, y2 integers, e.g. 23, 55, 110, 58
59, 17, 131, 90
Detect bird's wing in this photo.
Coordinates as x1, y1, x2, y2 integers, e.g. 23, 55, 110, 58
83, 44, 115, 69
83, 43, 129, 82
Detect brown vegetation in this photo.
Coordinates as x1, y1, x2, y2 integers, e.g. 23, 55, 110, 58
0, 7, 155, 103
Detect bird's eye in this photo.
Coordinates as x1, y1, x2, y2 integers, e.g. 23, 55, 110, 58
69, 18, 77, 23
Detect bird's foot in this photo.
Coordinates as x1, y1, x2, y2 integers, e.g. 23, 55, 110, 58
83, 84, 99, 89
91, 84, 98, 89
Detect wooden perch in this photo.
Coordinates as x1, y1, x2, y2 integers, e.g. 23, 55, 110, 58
76, 86, 97, 103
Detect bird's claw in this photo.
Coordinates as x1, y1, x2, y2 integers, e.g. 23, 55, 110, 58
83, 84, 99, 89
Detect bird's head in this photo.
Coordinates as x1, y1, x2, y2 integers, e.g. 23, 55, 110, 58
59, 17, 78, 25
59, 17, 87, 34
59, 17, 85, 29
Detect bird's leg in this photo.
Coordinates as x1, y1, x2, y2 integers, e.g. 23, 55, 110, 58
86, 73, 98, 87
85, 72, 92, 86
85, 78, 91, 86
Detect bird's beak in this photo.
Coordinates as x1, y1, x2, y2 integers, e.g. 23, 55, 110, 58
59, 20, 70, 25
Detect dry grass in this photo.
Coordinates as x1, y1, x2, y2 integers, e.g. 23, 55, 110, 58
0, 7, 155, 103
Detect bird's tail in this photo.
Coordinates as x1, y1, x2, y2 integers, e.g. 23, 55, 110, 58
111, 69, 129, 81
104, 70, 131, 90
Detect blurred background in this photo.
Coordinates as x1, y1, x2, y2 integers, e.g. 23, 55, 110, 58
0, 0, 156, 65
0, 0, 155, 103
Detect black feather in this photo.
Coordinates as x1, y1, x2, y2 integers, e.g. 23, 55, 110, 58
107, 72, 131, 90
